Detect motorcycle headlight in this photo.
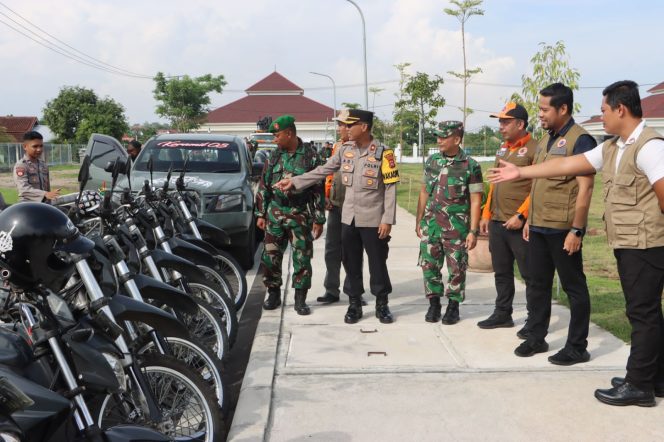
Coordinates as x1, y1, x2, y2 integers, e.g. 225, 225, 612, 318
47, 293, 75, 323
102, 352, 127, 392
213, 194, 243, 212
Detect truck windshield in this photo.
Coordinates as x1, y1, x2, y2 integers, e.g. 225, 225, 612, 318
134, 140, 242, 173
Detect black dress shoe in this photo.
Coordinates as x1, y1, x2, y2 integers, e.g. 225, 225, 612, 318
594, 382, 656, 407
611, 377, 664, 398
548, 348, 590, 366
316, 293, 340, 304
477, 312, 514, 329
516, 326, 530, 340
514, 340, 549, 357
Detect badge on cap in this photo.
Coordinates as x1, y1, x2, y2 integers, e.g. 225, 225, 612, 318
557, 139, 567, 148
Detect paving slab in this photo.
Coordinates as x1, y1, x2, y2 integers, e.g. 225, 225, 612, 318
228, 206, 656, 442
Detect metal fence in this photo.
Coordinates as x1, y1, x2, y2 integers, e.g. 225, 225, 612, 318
0, 143, 84, 171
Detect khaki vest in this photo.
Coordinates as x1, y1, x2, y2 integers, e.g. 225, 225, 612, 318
490, 137, 537, 222
602, 127, 664, 249
529, 123, 588, 229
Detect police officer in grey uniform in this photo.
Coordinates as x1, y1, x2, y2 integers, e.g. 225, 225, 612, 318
275, 109, 400, 324
13, 131, 60, 203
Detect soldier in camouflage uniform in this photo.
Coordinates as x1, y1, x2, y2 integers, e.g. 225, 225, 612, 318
416, 121, 484, 325
255, 115, 326, 315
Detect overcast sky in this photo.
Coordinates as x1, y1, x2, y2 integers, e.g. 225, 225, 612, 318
2, 0, 663, 132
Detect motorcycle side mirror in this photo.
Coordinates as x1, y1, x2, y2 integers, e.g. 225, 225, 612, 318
103, 160, 116, 173
124, 157, 132, 191
163, 162, 173, 192
76, 155, 91, 203
147, 155, 154, 189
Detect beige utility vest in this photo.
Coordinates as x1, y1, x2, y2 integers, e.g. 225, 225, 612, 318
490, 137, 537, 222
602, 127, 664, 249
529, 123, 588, 229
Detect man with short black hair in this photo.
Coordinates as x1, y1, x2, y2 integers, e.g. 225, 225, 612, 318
127, 140, 142, 161
489, 79, 664, 407
512, 83, 596, 365
477, 102, 536, 330
14, 131, 60, 202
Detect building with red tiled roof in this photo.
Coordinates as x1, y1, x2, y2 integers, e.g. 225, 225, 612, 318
0, 116, 38, 142
198, 72, 337, 142
581, 82, 664, 138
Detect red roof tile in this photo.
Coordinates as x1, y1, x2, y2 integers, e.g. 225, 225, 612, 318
647, 81, 664, 94
245, 72, 303, 93
582, 87, 664, 124
0, 116, 38, 141
207, 94, 334, 124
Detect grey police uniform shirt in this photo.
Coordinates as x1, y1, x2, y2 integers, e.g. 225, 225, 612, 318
291, 139, 397, 227
13, 154, 50, 202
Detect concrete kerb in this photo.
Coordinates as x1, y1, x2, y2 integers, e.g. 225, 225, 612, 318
227, 247, 291, 442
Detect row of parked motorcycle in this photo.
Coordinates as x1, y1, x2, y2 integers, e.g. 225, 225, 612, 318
0, 154, 250, 441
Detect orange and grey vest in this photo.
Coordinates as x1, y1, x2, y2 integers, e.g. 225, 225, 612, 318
490, 137, 537, 222
529, 123, 588, 229
602, 127, 664, 249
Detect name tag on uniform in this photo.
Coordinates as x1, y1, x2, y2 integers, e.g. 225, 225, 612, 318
549, 146, 567, 155
496, 148, 507, 157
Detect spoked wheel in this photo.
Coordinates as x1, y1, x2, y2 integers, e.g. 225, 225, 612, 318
136, 334, 228, 412
175, 299, 230, 361
187, 281, 238, 348
96, 355, 225, 441
213, 250, 247, 311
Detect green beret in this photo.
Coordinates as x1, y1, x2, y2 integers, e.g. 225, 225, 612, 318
433, 120, 463, 138
269, 115, 296, 133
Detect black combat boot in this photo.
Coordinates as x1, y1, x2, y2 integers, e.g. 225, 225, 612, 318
441, 299, 460, 325
262, 287, 281, 310
375, 295, 394, 324
344, 295, 363, 324
425, 296, 442, 323
294, 289, 311, 316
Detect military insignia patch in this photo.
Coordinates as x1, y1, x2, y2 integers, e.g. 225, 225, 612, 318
367, 179, 374, 185
367, 156, 377, 163
557, 139, 567, 148
274, 122, 280, 130
16, 167, 25, 177
343, 165, 351, 171
517, 147, 528, 157
343, 175, 349, 183
344, 152, 355, 158
369, 144, 376, 152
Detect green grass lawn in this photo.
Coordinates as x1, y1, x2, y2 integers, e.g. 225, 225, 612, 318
397, 162, 633, 342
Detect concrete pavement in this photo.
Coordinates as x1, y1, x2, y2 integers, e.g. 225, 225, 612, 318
229, 206, 663, 441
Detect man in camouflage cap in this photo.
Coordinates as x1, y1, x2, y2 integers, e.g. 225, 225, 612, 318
416, 120, 484, 324
254, 115, 326, 315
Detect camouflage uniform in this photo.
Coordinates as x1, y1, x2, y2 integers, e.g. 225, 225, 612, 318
13, 154, 51, 202
419, 150, 484, 301
255, 138, 325, 290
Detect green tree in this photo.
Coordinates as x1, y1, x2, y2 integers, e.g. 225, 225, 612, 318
340, 102, 361, 110
368, 87, 385, 112
153, 72, 226, 133
42, 86, 98, 142
396, 72, 445, 162
511, 40, 581, 138
75, 98, 128, 143
130, 122, 171, 141
0, 126, 13, 142
444, 0, 484, 129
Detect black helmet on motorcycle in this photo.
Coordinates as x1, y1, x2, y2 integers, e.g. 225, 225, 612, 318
0, 203, 94, 292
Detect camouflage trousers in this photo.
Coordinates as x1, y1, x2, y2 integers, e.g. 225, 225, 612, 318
418, 218, 468, 302
261, 206, 314, 290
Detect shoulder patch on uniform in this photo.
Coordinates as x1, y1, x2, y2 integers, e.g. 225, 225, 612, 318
381, 149, 400, 184
15, 167, 25, 177
557, 138, 567, 148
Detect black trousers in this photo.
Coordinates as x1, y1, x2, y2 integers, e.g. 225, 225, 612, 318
489, 221, 531, 316
527, 230, 590, 351
323, 206, 343, 297
615, 247, 664, 391
341, 220, 391, 298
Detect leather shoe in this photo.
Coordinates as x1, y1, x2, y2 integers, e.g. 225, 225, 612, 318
548, 348, 590, 366
516, 326, 530, 340
441, 300, 460, 325
262, 288, 281, 310
477, 312, 514, 329
611, 377, 664, 398
514, 340, 549, 357
594, 382, 656, 407
316, 293, 340, 304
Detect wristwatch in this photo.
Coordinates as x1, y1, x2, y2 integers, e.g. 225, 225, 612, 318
516, 213, 525, 221
570, 226, 586, 237
469, 229, 479, 236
